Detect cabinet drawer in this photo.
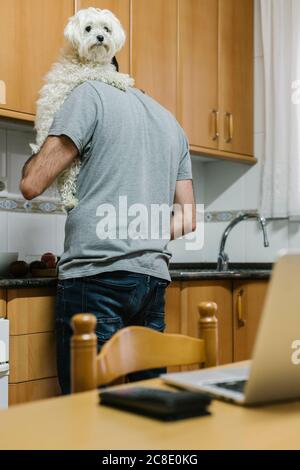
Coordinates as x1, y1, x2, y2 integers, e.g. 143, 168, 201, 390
9, 332, 57, 383
7, 288, 56, 335
9, 377, 61, 406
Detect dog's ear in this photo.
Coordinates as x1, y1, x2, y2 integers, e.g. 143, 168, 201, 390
64, 15, 79, 47
113, 22, 126, 52
102, 9, 126, 52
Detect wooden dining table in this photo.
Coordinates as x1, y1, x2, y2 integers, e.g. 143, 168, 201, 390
0, 370, 300, 450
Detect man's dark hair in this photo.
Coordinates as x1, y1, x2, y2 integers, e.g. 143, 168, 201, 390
111, 56, 119, 72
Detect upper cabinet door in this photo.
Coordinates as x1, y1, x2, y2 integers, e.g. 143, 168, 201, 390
219, 0, 254, 156
131, 0, 177, 114
76, 0, 130, 74
178, 0, 219, 149
0, 0, 74, 119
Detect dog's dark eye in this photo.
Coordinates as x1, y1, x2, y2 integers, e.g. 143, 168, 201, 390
85, 26, 92, 33
104, 26, 110, 33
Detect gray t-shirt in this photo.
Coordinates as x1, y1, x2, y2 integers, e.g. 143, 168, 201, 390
49, 80, 192, 281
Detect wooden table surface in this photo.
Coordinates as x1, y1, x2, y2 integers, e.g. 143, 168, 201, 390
0, 370, 300, 450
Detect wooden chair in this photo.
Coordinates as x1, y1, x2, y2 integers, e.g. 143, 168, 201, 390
71, 301, 218, 393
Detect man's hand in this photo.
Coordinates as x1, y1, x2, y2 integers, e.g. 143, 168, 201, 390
20, 135, 78, 200
171, 179, 196, 240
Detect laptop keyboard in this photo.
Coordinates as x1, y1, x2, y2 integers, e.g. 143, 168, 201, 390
214, 380, 248, 393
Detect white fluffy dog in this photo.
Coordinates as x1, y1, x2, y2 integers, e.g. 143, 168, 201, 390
31, 8, 134, 209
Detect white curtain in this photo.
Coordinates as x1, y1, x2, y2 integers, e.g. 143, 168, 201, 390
260, 0, 300, 219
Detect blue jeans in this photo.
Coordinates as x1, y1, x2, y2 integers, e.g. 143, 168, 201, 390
55, 271, 169, 394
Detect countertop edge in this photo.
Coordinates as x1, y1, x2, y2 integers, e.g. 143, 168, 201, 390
0, 269, 272, 288
0, 278, 58, 289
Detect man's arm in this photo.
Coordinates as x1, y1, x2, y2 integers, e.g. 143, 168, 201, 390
170, 179, 196, 240
20, 135, 78, 200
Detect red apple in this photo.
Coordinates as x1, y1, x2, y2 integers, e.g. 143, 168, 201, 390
41, 252, 56, 268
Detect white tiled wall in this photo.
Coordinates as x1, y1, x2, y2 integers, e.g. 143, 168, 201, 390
0, 207, 67, 262
0, 121, 66, 260
0, 212, 8, 252
168, 155, 206, 263
6, 129, 34, 194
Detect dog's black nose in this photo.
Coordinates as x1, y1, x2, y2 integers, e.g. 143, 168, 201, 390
97, 35, 104, 42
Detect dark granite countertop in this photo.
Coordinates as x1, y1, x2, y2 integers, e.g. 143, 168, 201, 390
0, 277, 57, 289
0, 263, 273, 288
169, 263, 273, 281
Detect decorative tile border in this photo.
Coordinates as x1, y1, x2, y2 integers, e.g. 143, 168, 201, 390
204, 210, 258, 223
0, 199, 258, 220
0, 196, 64, 214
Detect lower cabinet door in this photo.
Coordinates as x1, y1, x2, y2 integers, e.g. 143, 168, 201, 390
233, 280, 269, 361
165, 282, 181, 335
182, 281, 233, 366
7, 288, 56, 335
9, 377, 61, 406
9, 332, 57, 383
165, 282, 182, 372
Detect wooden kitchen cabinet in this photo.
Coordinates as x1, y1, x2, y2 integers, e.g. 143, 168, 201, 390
164, 281, 181, 372
219, 0, 254, 156
178, 0, 219, 151
9, 377, 60, 406
9, 331, 57, 383
7, 288, 56, 335
165, 282, 181, 335
178, 0, 254, 163
76, 0, 131, 74
0, 0, 255, 166
2, 277, 269, 404
165, 278, 270, 366
131, 0, 177, 114
232, 280, 269, 361
5, 287, 60, 405
182, 281, 233, 365
165, 280, 233, 368
0, 289, 6, 318
0, 0, 74, 121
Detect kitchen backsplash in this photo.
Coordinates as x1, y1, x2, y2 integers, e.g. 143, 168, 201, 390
0, 119, 66, 260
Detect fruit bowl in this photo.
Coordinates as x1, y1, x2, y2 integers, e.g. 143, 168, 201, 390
30, 268, 57, 278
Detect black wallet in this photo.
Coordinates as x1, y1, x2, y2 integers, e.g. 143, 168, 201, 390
99, 387, 212, 421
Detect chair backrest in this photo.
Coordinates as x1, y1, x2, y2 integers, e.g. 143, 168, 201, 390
71, 301, 218, 393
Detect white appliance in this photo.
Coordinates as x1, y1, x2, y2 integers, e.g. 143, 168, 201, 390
0, 319, 9, 408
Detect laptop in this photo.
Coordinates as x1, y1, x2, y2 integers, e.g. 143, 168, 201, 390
162, 252, 300, 405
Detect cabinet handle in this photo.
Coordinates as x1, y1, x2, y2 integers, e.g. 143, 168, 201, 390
237, 288, 245, 327
224, 112, 233, 143
211, 110, 219, 141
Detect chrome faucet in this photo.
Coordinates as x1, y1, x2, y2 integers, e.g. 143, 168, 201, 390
217, 213, 269, 271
